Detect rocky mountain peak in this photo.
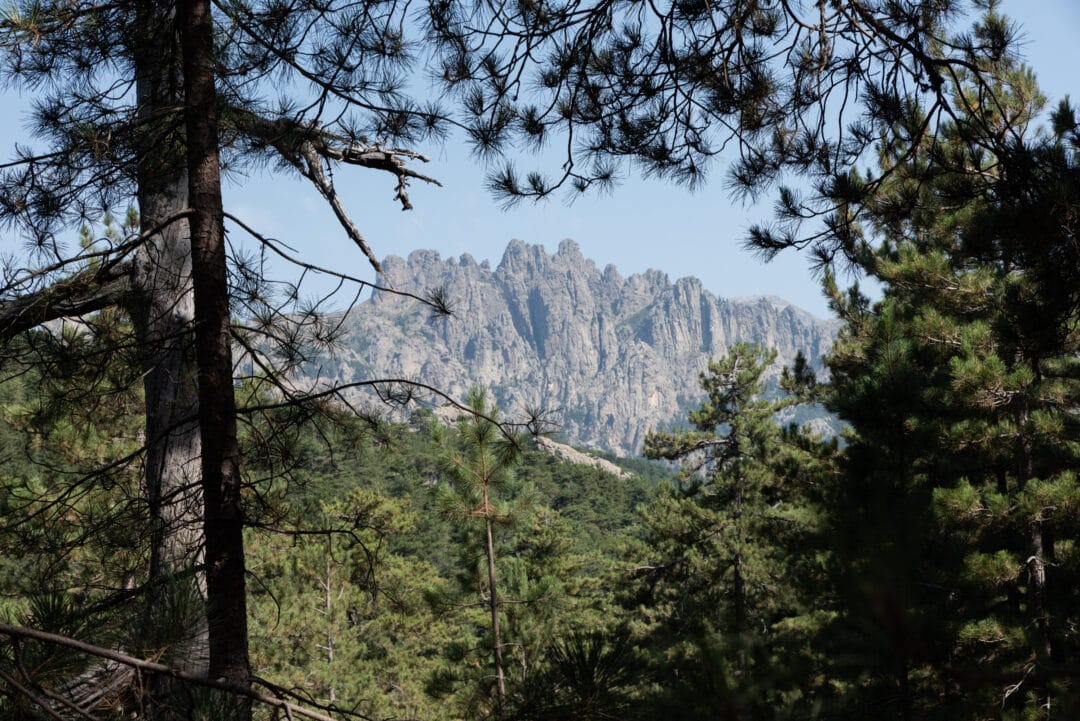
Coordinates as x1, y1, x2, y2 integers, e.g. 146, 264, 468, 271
335, 241, 839, 456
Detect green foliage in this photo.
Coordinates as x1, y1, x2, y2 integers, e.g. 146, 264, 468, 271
0, 315, 146, 609
248, 488, 456, 719
511, 629, 647, 721
236, 395, 658, 720
639, 343, 837, 719
433, 387, 525, 528
821, 54, 1080, 718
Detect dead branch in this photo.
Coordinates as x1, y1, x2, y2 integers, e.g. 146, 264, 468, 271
0, 624, 344, 721
239, 114, 441, 274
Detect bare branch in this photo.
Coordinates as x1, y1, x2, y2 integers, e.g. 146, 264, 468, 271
223, 211, 452, 316
0, 624, 350, 721
238, 114, 441, 273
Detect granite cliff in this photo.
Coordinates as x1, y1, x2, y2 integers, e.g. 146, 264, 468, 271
329, 240, 839, 456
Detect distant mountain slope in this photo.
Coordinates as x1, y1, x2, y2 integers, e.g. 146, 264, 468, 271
327, 240, 839, 456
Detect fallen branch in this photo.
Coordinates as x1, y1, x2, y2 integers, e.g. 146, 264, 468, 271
0, 624, 342, 721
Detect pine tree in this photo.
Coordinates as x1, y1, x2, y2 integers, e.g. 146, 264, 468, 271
433, 388, 527, 720
822, 49, 1080, 719
641, 343, 833, 719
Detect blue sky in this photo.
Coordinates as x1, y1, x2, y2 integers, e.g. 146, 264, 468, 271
2, 1, 1077, 318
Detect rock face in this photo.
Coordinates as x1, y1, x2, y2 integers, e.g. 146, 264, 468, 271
331, 240, 839, 456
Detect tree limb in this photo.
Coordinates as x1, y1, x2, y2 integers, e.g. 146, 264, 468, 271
0, 261, 131, 341
0, 208, 198, 340
0, 624, 347, 721
238, 113, 442, 274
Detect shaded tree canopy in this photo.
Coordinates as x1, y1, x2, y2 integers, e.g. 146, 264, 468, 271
820, 51, 1080, 718
429, 0, 1029, 261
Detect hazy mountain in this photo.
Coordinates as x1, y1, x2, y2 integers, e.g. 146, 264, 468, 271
326, 240, 840, 456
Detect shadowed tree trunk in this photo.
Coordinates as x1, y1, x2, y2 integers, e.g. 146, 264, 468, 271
180, 0, 252, 715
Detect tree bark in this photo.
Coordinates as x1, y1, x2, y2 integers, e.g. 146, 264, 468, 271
484, 501, 507, 720
179, 0, 252, 711
131, 2, 208, 684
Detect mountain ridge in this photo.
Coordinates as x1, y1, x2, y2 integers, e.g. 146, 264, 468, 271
327, 239, 839, 455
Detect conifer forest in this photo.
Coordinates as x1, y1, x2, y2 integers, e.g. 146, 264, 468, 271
0, 0, 1079, 719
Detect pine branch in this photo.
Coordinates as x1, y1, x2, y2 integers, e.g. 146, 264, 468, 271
0, 263, 131, 340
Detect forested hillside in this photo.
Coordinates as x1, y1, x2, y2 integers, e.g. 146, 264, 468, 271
0, 357, 673, 719
2, 329, 846, 720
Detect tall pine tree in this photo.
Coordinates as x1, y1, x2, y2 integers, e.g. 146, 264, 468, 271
823, 42, 1080, 719
642, 343, 833, 719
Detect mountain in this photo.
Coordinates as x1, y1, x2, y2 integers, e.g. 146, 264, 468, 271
326, 240, 840, 456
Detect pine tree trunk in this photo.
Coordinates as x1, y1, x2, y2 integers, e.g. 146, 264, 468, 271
324, 548, 336, 704
1017, 390, 1052, 713
484, 505, 507, 719
179, 0, 252, 714
1029, 523, 1052, 658
130, 0, 209, 693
